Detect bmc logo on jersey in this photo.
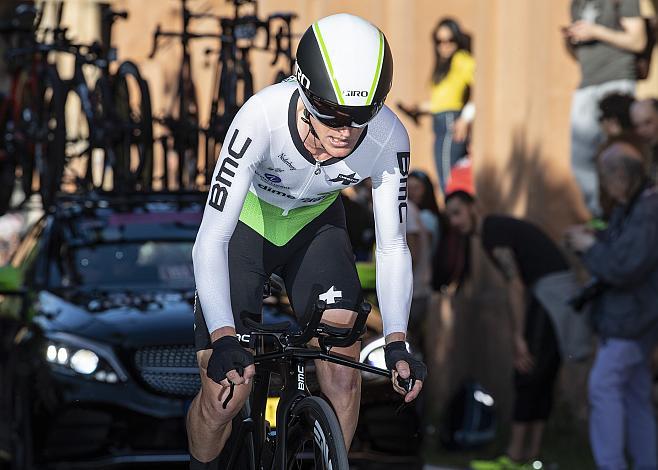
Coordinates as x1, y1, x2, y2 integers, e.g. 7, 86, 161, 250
264, 173, 282, 183
295, 63, 311, 89
397, 152, 410, 224
345, 90, 368, 97
208, 129, 252, 212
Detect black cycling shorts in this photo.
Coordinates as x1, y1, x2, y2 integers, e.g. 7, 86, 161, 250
194, 197, 362, 351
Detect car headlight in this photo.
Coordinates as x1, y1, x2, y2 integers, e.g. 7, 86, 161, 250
44, 332, 127, 383
359, 337, 413, 380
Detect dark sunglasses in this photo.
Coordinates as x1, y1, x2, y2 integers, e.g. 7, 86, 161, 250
301, 89, 383, 129
435, 37, 456, 45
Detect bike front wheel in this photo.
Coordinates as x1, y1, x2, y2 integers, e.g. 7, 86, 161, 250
285, 396, 349, 470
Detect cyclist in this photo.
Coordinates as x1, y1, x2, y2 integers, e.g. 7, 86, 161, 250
188, 13, 427, 468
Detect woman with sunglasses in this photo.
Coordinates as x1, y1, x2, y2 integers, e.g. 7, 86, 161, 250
431, 18, 475, 194
413, 18, 475, 194
188, 13, 427, 468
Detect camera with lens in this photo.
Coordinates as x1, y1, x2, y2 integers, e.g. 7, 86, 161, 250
569, 278, 607, 312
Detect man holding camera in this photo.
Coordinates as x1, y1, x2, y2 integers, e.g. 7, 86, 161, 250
566, 134, 658, 470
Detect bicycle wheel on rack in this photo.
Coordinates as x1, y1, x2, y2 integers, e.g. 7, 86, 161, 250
285, 396, 349, 470
112, 61, 154, 192
173, 63, 199, 190
63, 84, 95, 192
0, 93, 16, 214
12, 69, 38, 199
36, 67, 66, 211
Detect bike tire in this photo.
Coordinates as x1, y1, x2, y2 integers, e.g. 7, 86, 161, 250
216, 406, 256, 470
285, 396, 349, 470
114, 61, 154, 191
37, 67, 66, 211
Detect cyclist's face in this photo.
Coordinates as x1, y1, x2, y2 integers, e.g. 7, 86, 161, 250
446, 198, 476, 235
310, 114, 365, 158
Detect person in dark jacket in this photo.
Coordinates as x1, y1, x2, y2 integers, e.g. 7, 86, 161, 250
565, 135, 658, 470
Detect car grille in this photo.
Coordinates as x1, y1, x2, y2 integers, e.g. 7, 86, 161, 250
134, 345, 200, 397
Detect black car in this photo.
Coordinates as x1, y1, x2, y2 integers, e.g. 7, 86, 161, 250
0, 192, 420, 470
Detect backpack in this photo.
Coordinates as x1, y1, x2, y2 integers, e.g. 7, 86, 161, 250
439, 380, 497, 450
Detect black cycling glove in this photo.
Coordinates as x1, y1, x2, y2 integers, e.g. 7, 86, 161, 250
384, 341, 427, 382
206, 336, 254, 385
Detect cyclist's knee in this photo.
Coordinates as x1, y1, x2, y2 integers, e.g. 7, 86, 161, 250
321, 361, 361, 394
198, 382, 250, 428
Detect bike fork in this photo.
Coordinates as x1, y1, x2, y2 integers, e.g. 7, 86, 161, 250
272, 357, 307, 469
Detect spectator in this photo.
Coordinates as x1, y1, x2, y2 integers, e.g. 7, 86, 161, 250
598, 92, 636, 139
446, 191, 591, 469
630, 98, 658, 180
406, 201, 432, 353
563, 0, 646, 216
399, 18, 474, 193
565, 135, 658, 470
408, 170, 441, 253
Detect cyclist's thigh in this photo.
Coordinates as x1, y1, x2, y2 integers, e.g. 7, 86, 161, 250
194, 221, 270, 350
283, 220, 362, 325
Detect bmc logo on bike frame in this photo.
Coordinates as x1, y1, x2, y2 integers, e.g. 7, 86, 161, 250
208, 129, 252, 212
297, 364, 305, 391
397, 152, 410, 224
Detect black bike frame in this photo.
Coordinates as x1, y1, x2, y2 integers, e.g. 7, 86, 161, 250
225, 301, 391, 469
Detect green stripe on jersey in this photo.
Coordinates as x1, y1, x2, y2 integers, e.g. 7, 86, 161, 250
367, 32, 384, 106
238, 191, 340, 246
313, 22, 345, 105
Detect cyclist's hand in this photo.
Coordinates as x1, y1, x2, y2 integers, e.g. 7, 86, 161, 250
384, 341, 427, 403
207, 335, 255, 387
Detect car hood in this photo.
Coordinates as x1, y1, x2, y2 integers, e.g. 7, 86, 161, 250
35, 290, 196, 348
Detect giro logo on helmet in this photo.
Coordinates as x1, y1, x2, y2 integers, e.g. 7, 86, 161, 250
295, 64, 311, 89
345, 90, 369, 97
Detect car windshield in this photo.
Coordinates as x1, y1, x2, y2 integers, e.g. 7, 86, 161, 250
72, 241, 194, 290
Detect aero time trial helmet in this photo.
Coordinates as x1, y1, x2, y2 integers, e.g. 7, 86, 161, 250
294, 14, 393, 128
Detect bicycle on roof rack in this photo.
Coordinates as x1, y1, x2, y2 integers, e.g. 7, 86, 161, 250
216, 298, 414, 469
203, 1, 297, 185
149, 0, 226, 191
0, 1, 154, 214
51, 1, 153, 196
149, 0, 298, 190
0, 2, 66, 214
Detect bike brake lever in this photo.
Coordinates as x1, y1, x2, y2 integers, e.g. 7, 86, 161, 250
396, 375, 416, 394
394, 376, 416, 415
222, 382, 235, 409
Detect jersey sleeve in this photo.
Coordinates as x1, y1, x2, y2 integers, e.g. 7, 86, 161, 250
192, 94, 269, 334
619, 0, 640, 18
370, 120, 413, 337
